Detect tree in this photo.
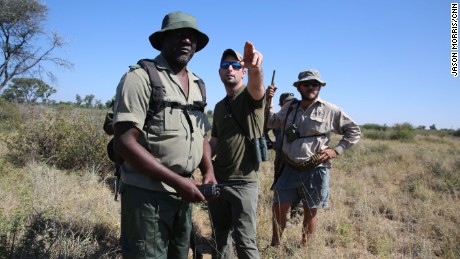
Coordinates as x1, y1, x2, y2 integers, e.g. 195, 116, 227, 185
429, 124, 437, 131
95, 99, 104, 109
0, 0, 73, 92
75, 94, 82, 106
1, 77, 56, 103
83, 94, 95, 108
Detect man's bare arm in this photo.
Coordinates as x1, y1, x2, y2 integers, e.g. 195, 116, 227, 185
113, 122, 205, 202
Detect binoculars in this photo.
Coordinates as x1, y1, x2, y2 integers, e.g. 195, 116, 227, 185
251, 137, 269, 162
284, 124, 299, 143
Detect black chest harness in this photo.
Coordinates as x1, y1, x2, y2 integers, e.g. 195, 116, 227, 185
138, 59, 207, 134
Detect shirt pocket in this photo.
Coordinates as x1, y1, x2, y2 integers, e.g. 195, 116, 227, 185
309, 115, 326, 133
164, 107, 182, 131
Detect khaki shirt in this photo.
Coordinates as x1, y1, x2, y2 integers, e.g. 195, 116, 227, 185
114, 54, 210, 192
266, 97, 361, 168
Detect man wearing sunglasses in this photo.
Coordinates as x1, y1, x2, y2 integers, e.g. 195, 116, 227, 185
208, 42, 264, 259
265, 69, 361, 247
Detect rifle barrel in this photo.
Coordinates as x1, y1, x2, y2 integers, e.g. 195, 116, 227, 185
267, 70, 276, 108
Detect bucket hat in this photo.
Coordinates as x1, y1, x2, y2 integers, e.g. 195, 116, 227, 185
293, 69, 326, 87
149, 11, 209, 52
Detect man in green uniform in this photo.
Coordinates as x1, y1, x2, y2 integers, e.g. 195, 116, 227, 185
113, 12, 216, 258
208, 42, 265, 259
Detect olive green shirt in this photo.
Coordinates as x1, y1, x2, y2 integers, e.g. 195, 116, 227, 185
113, 54, 210, 192
267, 97, 361, 168
211, 86, 265, 182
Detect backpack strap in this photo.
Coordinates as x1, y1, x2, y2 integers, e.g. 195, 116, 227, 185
137, 59, 207, 133
224, 96, 252, 142
194, 73, 206, 104
137, 59, 163, 116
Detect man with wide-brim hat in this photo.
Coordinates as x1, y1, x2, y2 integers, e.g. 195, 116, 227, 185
112, 11, 216, 258
292, 69, 327, 87
266, 68, 361, 247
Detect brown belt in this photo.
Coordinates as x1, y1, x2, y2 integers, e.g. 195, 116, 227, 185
283, 153, 322, 171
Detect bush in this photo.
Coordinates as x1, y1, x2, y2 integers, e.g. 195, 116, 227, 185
1, 109, 112, 174
0, 99, 22, 131
453, 129, 460, 137
363, 129, 388, 140
389, 123, 416, 142
361, 123, 388, 131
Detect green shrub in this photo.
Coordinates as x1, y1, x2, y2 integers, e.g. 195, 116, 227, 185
389, 123, 416, 141
0, 99, 22, 131
453, 129, 460, 137
361, 123, 388, 131
2, 109, 112, 174
363, 129, 388, 140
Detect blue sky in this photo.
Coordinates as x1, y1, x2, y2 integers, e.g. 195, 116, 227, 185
40, 0, 459, 129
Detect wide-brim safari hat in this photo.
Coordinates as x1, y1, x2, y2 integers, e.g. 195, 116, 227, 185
149, 11, 209, 52
293, 69, 326, 87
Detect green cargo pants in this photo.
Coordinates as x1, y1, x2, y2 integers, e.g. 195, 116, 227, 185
120, 183, 192, 259
207, 182, 260, 259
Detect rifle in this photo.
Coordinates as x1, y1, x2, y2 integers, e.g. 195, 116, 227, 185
270, 99, 298, 189
267, 70, 276, 108
264, 70, 277, 149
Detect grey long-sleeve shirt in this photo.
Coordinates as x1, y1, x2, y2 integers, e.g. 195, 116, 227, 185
266, 97, 361, 167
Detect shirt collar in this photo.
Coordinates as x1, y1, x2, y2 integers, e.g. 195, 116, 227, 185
227, 85, 246, 100
315, 96, 325, 104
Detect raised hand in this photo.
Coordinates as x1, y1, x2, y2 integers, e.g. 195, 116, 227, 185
242, 41, 263, 69
266, 85, 276, 100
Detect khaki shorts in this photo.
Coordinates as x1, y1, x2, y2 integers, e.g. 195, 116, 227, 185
273, 167, 329, 208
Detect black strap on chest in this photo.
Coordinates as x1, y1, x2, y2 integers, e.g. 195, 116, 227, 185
138, 59, 207, 133
224, 96, 252, 142
280, 99, 298, 145
284, 99, 326, 139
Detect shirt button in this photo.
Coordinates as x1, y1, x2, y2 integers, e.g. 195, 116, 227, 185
188, 156, 192, 160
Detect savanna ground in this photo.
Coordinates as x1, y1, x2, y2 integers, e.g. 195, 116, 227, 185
0, 101, 459, 258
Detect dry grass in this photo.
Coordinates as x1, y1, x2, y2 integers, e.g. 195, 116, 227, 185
192, 134, 460, 258
1, 133, 459, 258
0, 161, 120, 257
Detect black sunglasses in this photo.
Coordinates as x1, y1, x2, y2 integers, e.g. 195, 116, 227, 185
299, 81, 320, 88
220, 61, 242, 70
